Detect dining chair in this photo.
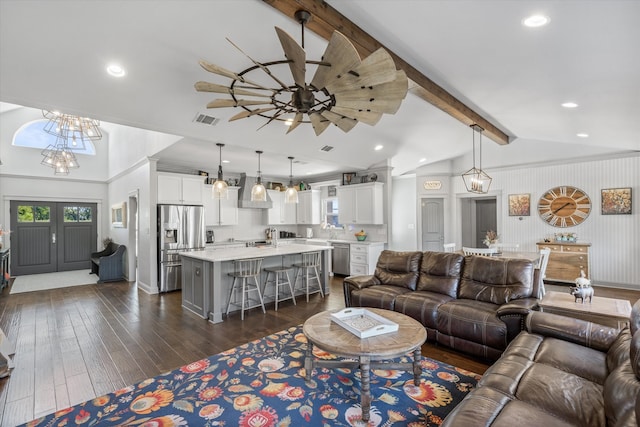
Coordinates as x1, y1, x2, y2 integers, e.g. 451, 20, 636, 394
443, 243, 456, 253
489, 243, 520, 252
537, 248, 551, 298
462, 247, 498, 256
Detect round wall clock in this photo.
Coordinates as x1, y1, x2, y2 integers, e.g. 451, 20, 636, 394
537, 186, 591, 227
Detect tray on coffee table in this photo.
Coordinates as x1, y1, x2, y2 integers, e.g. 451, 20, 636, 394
330, 308, 399, 338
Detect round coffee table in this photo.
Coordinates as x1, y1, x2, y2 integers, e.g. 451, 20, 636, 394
303, 308, 427, 422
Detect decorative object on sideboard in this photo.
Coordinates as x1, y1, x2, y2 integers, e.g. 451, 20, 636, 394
482, 230, 498, 247
194, 10, 408, 135
555, 232, 577, 242
601, 187, 632, 215
462, 124, 492, 194
355, 229, 367, 241
212, 143, 229, 199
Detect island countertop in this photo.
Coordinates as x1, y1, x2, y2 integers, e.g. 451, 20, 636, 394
180, 243, 331, 262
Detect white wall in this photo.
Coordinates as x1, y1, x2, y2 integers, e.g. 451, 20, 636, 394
390, 175, 417, 250
417, 154, 640, 288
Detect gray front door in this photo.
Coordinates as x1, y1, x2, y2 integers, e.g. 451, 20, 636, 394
10, 201, 97, 275
475, 199, 497, 247
421, 198, 444, 251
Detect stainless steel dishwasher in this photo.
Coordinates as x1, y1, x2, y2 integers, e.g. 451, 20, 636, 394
332, 243, 350, 276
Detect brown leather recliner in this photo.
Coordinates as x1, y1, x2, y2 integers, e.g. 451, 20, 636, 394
442, 300, 640, 427
344, 250, 538, 360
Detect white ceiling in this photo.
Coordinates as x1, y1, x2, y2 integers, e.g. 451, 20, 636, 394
1, 0, 638, 180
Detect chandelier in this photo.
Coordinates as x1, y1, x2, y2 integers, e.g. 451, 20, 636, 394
40, 137, 80, 175
195, 10, 408, 135
42, 110, 102, 151
251, 151, 267, 202
462, 124, 492, 194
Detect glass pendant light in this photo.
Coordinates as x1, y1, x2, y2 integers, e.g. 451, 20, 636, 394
251, 150, 267, 202
284, 156, 299, 204
212, 143, 229, 199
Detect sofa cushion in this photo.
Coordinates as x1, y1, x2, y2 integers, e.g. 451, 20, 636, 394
416, 251, 464, 298
374, 250, 422, 290
350, 285, 411, 310
460, 256, 533, 304
437, 299, 507, 350
394, 291, 453, 330
604, 362, 640, 427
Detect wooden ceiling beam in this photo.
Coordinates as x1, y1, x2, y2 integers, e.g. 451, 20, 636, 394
262, 0, 510, 145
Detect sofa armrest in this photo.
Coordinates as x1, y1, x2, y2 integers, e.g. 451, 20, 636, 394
497, 298, 539, 342
525, 311, 620, 352
343, 275, 381, 307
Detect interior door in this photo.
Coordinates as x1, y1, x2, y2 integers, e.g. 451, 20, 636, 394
10, 201, 97, 275
475, 199, 497, 247
421, 198, 444, 251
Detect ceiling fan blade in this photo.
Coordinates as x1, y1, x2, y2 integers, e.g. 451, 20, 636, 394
275, 27, 306, 88
206, 99, 272, 108
228, 107, 277, 121
226, 37, 291, 91
286, 112, 304, 134
198, 60, 269, 90
333, 70, 408, 114
309, 112, 331, 136
311, 31, 361, 90
330, 106, 382, 126
195, 81, 272, 98
326, 48, 398, 93
321, 110, 358, 133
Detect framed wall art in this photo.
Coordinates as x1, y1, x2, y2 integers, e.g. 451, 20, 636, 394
601, 187, 632, 215
342, 172, 357, 186
111, 202, 127, 228
508, 193, 530, 216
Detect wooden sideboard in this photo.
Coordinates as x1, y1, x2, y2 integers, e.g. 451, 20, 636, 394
536, 241, 591, 283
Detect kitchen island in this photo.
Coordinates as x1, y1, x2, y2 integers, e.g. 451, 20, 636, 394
180, 244, 332, 323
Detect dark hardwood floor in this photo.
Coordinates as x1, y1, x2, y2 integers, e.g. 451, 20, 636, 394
0, 276, 638, 426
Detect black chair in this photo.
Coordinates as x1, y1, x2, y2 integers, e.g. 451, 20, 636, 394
90, 242, 125, 283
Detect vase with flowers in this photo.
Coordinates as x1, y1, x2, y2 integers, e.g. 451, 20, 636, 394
0, 225, 10, 250
483, 230, 499, 247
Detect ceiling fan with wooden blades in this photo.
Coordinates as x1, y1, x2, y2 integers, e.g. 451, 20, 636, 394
194, 10, 408, 136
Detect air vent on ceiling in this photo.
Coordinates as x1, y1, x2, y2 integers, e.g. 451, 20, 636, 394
193, 113, 219, 126
320, 145, 334, 152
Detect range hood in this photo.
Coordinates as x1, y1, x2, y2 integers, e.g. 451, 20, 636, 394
237, 173, 273, 209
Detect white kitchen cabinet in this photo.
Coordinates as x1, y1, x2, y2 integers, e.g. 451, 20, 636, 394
203, 185, 239, 226
265, 190, 297, 225
297, 189, 321, 224
158, 173, 204, 205
349, 242, 384, 276
337, 182, 384, 225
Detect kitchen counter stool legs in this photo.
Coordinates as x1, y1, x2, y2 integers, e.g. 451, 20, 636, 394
293, 251, 324, 302
263, 257, 296, 311
225, 258, 265, 320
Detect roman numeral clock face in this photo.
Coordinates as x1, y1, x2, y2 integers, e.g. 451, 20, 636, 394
538, 186, 591, 227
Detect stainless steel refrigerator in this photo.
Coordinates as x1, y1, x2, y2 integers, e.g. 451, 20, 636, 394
157, 204, 205, 292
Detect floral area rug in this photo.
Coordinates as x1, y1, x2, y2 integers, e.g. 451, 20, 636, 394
22, 326, 480, 427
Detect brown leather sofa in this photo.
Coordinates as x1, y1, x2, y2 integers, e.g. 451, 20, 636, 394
344, 250, 540, 360
442, 301, 640, 426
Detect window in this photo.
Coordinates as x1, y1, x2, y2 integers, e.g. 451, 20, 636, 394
64, 206, 93, 222
324, 197, 343, 229
12, 119, 96, 155
17, 205, 51, 222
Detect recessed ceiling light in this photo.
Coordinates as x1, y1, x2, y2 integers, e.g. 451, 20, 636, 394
522, 14, 550, 28
374, 145, 383, 151
419, 158, 427, 163
106, 64, 126, 77
222, 160, 230, 164
577, 133, 589, 138
561, 102, 578, 108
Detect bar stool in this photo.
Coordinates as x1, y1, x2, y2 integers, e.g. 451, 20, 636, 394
262, 257, 296, 311
293, 251, 324, 302
225, 257, 265, 320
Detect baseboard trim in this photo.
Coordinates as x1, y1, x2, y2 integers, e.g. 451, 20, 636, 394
136, 280, 158, 294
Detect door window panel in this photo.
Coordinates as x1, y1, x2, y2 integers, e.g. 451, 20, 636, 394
78, 207, 92, 222
17, 205, 34, 222
64, 206, 79, 222
34, 206, 51, 222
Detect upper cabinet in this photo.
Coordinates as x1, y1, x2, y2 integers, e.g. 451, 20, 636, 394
297, 189, 321, 224
158, 173, 204, 205
265, 190, 297, 225
337, 182, 384, 225
203, 185, 239, 226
